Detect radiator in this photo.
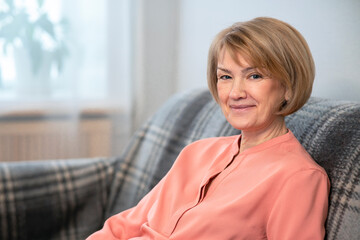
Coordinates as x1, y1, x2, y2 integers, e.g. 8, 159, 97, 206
0, 115, 113, 162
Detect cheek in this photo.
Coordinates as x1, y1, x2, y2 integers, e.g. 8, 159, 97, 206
217, 83, 230, 101
259, 84, 285, 112
216, 84, 230, 113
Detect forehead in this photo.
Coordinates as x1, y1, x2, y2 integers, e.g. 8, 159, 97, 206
217, 48, 253, 69
216, 47, 274, 78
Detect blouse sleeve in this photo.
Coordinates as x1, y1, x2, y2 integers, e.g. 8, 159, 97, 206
86, 141, 198, 239
267, 169, 330, 240
86, 175, 167, 240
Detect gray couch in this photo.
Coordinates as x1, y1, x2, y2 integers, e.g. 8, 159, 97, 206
0, 89, 359, 240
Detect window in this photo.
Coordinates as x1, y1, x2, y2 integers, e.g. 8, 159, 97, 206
0, 0, 133, 160
0, 0, 130, 104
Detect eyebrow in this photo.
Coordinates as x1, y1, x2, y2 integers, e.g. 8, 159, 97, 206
217, 66, 256, 74
216, 67, 232, 74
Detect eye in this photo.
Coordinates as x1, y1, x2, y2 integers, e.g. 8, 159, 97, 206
218, 75, 232, 80
249, 73, 263, 80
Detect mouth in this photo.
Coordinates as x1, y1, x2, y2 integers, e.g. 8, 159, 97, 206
229, 104, 256, 111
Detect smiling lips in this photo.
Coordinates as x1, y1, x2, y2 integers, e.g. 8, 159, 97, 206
229, 104, 256, 111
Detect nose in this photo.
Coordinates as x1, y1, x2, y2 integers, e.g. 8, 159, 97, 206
229, 78, 246, 100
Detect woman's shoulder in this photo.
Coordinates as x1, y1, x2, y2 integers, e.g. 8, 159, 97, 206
178, 135, 240, 160
183, 135, 240, 153
172, 135, 240, 172
276, 135, 327, 176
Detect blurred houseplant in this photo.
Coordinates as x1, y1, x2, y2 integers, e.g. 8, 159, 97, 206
0, 0, 69, 96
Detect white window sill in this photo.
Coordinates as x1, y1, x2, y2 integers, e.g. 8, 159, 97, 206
0, 98, 127, 119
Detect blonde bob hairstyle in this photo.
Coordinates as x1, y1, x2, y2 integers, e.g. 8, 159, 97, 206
207, 17, 315, 116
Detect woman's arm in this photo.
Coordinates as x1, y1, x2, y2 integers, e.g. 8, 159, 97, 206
86, 141, 201, 239
86, 176, 166, 240
267, 169, 330, 239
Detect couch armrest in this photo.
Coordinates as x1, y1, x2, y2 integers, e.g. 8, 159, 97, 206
0, 157, 119, 240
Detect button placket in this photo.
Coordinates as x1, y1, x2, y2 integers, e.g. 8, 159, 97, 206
167, 151, 240, 236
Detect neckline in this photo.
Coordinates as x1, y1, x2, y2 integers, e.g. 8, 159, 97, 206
232, 129, 294, 156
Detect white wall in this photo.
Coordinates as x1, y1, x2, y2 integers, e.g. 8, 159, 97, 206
176, 0, 360, 101
132, 0, 359, 128
130, 0, 180, 129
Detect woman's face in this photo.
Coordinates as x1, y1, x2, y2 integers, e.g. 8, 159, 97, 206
216, 50, 287, 133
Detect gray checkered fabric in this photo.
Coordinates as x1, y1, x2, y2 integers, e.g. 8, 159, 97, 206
0, 157, 119, 240
0, 89, 359, 239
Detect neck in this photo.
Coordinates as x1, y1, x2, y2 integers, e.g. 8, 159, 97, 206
239, 116, 288, 153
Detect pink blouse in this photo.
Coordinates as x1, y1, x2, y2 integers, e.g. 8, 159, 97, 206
87, 130, 330, 239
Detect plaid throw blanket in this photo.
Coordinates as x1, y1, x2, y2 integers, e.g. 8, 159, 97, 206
0, 89, 359, 239
0, 157, 122, 240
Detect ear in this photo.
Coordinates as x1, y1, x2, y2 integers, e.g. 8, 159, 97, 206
284, 87, 292, 102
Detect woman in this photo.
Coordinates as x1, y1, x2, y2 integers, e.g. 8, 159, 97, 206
87, 17, 330, 240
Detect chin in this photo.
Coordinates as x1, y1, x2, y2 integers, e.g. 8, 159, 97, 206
225, 116, 253, 131
228, 121, 252, 131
